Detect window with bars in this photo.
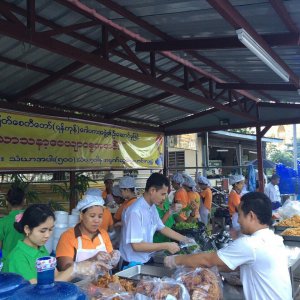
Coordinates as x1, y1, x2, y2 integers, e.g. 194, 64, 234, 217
168, 151, 185, 172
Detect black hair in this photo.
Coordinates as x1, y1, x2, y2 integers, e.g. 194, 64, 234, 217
7, 187, 25, 207
240, 192, 272, 226
14, 204, 55, 234
145, 173, 169, 192
271, 174, 280, 181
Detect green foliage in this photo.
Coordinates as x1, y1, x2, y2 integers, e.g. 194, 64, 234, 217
229, 128, 255, 135
267, 144, 293, 167
51, 172, 96, 207
10, 174, 39, 203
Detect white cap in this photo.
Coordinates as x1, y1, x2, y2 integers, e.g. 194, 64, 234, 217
197, 175, 211, 186
76, 194, 104, 211
112, 185, 123, 198
182, 174, 196, 188
85, 188, 102, 198
119, 176, 136, 189
172, 173, 184, 185
229, 175, 245, 185
104, 172, 114, 181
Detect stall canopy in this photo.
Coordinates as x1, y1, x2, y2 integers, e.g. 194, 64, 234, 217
0, 0, 299, 135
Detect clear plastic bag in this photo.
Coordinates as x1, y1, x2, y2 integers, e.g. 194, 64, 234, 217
135, 277, 190, 300
173, 267, 223, 300
277, 200, 300, 219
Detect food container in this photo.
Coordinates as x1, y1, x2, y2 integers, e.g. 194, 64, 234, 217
116, 265, 173, 280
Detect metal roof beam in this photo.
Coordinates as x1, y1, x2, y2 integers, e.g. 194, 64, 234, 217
38, 21, 98, 38
208, 0, 300, 88
59, 0, 260, 103
216, 83, 297, 91
26, 0, 35, 32
136, 33, 299, 51
0, 5, 23, 26
269, 0, 300, 34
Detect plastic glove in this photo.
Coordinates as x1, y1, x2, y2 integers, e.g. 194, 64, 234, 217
110, 250, 121, 266
72, 260, 103, 277
181, 237, 197, 246
164, 255, 177, 269
96, 251, 111, 262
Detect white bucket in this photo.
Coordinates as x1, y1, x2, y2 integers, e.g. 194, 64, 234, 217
68, 214, 79, 226
45, 235, 53, 254
53, 237, 60, 252
54, 211, 68, 225
54, 224, 68, 239
71, 208, 80, 216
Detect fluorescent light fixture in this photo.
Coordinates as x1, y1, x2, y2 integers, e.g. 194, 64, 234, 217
236, 28, 289, 82
249, 151, 257, 154
216, 149, 229, 152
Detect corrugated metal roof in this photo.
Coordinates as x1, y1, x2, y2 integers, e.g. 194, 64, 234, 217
0, 0, 300, 134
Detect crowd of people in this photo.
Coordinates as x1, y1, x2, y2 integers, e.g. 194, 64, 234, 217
0, 171, 291, 300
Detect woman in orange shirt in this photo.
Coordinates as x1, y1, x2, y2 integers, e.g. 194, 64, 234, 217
56, 193, 120, 271
182, 174, 200, 221
114, 176, 137, 224
228, 175, 245, 230
172, 173, 190, 222
196, 176, 212, 225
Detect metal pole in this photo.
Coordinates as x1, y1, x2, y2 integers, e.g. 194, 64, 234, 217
163, 135, 169, 176
256, 126, 264, 192
205, 132, 209, 168
69, 171, 76, 213
293, 124, 297, 170
195, 134, 199, 175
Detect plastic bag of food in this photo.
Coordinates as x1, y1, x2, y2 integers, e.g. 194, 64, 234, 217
135, 277, 190, 300
277, 200, 300, 219
77, 273, 136, 299
173, 267, 222, 300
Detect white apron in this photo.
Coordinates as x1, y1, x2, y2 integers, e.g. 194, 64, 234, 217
232, 212, 240, 231
75, 233, 107, 262
200, 205, 210, 225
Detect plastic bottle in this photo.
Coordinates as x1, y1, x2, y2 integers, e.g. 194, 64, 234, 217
12, 256, 87, 299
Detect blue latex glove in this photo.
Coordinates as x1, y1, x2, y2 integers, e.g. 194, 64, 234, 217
122, 261, 143, 270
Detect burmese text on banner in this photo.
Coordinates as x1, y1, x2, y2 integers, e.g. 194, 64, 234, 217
0, 111, 164, 170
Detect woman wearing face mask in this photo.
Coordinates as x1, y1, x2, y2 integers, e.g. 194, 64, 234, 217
7, 204, 98, 283
56, 193, 120, 271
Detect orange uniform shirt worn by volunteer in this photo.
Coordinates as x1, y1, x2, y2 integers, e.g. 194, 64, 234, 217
114, 197, 137, 222
100, 208, 114, 232
56, 224, 113, 260
174, 187, 190, 221
187, 191, 200, 218
228, 189, 241, 217
200, 188, 213, 211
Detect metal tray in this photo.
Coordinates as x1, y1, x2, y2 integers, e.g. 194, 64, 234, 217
115, 265, 173, 280
282, 235, 300, 242
274, 226, 292, 234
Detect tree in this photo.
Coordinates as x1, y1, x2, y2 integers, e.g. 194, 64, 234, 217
267, 144, 293, 167
229, 127, 255, 134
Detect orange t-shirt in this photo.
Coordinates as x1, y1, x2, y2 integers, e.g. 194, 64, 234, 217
102, 190, 108, 200
56, 225, 113, 260
188, 191, 200, 218
174, 188, 190, 221
200, 188, 213, 211
100, 208, 114, 231
114, 197, 137, 222
228, 189, 241, 216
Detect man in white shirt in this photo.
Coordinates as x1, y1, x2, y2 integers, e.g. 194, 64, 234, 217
165, 192, 292, 300
264, 174, 281, 210
120, 173, 191, 268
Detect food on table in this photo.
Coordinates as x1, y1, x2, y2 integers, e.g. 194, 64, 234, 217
174, 222, 199, 230
94, 273, 136, 292
276, 215, 300, 227
281, 227, 300, 236
177, 268, 221, 300
136, 280, 182, 300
